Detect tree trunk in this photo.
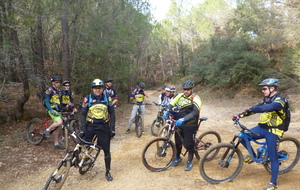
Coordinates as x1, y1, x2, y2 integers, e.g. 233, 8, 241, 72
62, 0, 71, 80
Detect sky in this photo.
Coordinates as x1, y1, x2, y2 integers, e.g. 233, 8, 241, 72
149, 0, 204, 21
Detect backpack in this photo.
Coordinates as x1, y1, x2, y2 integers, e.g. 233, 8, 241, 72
87, 93, 109, 108
276, 99, 291, 132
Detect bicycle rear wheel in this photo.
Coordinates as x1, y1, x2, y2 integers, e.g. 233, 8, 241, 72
142, 138, 176, 172
26, 118, 45, 145
199, 143, 243, 184
263, 136, 300, 174
44, 160, 71, 190
195, 130, 222, 160
151, 117, 164, 136
135, 115, 143, 138
78, 144, 101, 174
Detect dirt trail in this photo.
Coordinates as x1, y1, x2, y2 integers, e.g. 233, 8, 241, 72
1, 90, 300, 190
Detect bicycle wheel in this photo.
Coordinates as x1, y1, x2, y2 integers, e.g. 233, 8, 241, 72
63, 125, 70, 154
142, 138, 176, 172
199, 143, 243, 184
151, 117, 164, 136
70, 119, 80, 134
26, 118, 45, 145
263, 136, 300, 174
195, 130, 222, 160
78, 145, 101, 174
135, 115, 143, 138
44, 160, 71, 190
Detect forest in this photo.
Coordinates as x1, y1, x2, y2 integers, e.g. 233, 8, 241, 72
0, 0, 299, 116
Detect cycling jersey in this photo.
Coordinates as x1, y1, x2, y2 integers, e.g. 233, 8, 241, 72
131, 88, 146, 105
60, 89, 74, 105
44, 86, 61, 111
169, 93, 202, 127
248, 93, 285, 137
81, 93, 110, 124
104, 87, 118, 105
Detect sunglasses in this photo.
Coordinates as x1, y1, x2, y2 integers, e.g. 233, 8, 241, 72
262, 88, 268, 91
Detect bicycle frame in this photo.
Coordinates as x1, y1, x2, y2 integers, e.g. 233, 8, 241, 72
233, 119, 288, 164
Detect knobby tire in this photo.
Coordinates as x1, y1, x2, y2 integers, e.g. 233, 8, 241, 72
135, 115, 143, 138
150, 117, 164, 136
44, 160, 71, 190
195, 130, 222, 160
26, 118, 45, 145
78, 145, 101, 174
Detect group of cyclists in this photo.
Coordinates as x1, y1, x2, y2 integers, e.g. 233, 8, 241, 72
42, 75, 288, 189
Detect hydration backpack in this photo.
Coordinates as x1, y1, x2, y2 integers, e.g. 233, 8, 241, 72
277, 99, 291, 132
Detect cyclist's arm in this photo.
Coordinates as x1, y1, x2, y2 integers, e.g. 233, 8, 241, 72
183, 104, 200, 121
250, 101, 283, 113
44, 95, 53, 111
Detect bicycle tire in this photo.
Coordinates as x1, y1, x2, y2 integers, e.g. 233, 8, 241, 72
150, 117, 164, 136
199, 143, 243, 184
263, 136, 300, 174
195, 130, 222, 160
63, 125, 69, 154
135, 115, 143, 138
142, 138, 176, 172
78, 145, 101, 174
26, 118, 45, 145
70, 119, 80, 134
44, 160, 71, 190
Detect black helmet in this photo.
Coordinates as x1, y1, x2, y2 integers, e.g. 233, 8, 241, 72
139, 82, 146, 89
259, 78, 279, 87
62, 80, 70, 86
162, 85, 166, 90
50, 76, 62, 82
104, 78, 113, 83
182, 80, 194, 89
91, 79, 104, 87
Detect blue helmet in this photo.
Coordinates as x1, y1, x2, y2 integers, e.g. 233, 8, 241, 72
259, 78, 279, 87
91, 79, 104, 87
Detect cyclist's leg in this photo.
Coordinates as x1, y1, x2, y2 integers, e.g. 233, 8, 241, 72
264, 130, 280, 185
127, 105, 138, 130
239, 125, 264, 157
182, 125, 198, 162
174, 129, 183, 157
94, 122, 113, 181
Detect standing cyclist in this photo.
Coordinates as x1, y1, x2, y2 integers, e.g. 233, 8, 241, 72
164, 80, 202, 171
43, 76, 64, 150
60, 80, 74, 111
232, 78, 287, 190
125, 82, 149, 134
104, 78, 119, 138
80, 79, 113, 181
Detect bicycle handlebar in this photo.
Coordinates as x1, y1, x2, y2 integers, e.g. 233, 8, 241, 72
233, 119, 260, 137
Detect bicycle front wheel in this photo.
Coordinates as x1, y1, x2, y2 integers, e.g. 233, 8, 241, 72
195, 130, 222, 160
135, 115, 144, 138
44, 160, 71, 190
263, 136, 300, 174
142, 138, 176, 172
26, 118, 45, 145
199, 143, 243, 184
78, 145, 101, 174
151, 117, 164, 136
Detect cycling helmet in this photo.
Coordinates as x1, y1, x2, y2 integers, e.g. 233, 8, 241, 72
162, 85, 166, 90
259, 78, 279, 87
62, 80, 70, 86
165, 85, 176, 92
182, 80, 194, 89
91, 79, 104, 87
104, 78, 113, 83
139, 82, 146, 89
50, 76, 62, 82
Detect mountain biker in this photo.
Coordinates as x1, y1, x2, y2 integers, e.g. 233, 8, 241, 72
80, 79, 113, 181
163, 80, 202, 171
158, 85, 166, 105
161, 85, 177, 107
104, 78, 119, 138
43, 76, 64, 150
60, 80, 74, 111
125, 82, 149, 134
232, 78, 286, 190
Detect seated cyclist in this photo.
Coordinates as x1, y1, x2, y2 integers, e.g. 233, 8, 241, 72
232, 78, 287, 190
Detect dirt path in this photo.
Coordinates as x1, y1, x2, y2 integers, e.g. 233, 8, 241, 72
1, 90, 300, 190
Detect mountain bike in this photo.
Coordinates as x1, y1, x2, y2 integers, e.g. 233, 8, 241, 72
44, 126, 100, 190
26, 109, 79, 153
132, 103, 151, 138
199, 119, 300, 184
142, 115, 221, 172
150, 102, 167, 136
